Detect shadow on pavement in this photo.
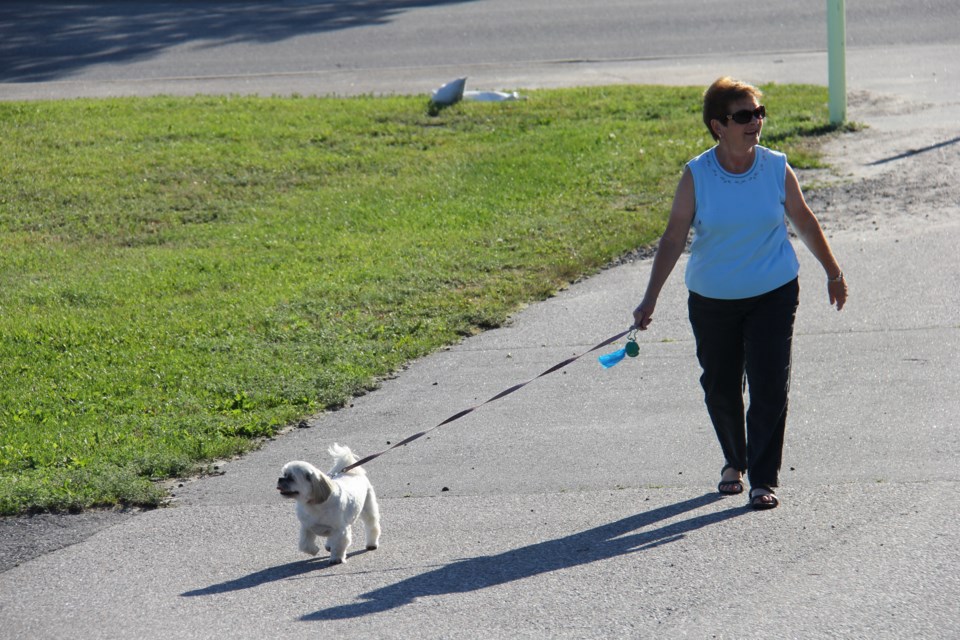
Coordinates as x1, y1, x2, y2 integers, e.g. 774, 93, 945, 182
0, 0, 477, 83
181, 549, 375, 597
301, 492, 748, 621
867, 135, 960, 166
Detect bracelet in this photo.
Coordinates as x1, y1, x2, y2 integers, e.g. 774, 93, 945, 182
827, 271, 844, 283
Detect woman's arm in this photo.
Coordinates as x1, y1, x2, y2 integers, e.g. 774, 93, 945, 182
784, 164, 848, 310
633, 167, 696, 329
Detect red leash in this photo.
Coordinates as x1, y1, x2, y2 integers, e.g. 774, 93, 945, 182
341, 328, 634, 472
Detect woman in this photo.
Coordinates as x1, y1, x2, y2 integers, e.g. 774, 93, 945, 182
632, 77, 848, 510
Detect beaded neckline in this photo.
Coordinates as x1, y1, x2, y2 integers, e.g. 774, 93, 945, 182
707, 146, 766, 185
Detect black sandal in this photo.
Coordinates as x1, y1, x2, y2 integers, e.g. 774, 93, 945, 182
749, 487, 780, 510
717, 464, 744, 495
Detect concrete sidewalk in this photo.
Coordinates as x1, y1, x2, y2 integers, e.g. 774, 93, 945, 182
2, 49, 959, 638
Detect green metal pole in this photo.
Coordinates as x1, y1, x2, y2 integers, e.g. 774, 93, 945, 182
827, 0, 847, 125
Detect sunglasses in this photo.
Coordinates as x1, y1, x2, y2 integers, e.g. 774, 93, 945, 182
725, 105, 766, 124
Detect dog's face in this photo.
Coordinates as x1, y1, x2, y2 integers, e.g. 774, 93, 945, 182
277, 461, 331, 504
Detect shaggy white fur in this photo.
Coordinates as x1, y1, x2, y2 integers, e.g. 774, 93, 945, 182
276, 444, 380, 565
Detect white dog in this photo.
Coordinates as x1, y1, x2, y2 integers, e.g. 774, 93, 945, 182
276, 444, 381, 564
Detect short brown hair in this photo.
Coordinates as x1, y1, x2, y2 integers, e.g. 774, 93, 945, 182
702, 77, 763, 141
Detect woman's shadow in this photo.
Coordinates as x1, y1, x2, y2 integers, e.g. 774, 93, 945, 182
184, 492, 749, 618
300, 492, 748, 621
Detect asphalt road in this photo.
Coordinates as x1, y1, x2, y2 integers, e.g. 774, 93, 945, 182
1, 0, 958, 98
1, 1, 959, 638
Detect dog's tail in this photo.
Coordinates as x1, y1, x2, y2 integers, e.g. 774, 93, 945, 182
328, 443, 366, 476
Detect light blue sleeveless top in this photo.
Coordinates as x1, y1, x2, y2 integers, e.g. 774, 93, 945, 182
685, 145, 799, 299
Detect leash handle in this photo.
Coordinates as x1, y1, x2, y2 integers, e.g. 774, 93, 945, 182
341, 328, 635, 472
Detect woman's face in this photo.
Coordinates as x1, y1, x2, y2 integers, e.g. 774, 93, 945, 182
721, 96, 764, 146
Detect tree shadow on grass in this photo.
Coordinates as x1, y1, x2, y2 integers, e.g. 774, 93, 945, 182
302, 492, 749, 621
762, 122, 848, 146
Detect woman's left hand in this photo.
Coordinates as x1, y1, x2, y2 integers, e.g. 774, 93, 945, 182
828, 278, 848, 311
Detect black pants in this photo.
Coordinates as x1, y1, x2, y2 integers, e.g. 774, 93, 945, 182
687, 278, 799, 488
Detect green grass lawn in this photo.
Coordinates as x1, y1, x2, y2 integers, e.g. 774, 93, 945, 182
0, 84, 833, 515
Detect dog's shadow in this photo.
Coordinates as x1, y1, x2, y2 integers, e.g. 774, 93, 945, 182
300, 492, 748, 620
183, 493, 748, 615
181, 549, 375, 597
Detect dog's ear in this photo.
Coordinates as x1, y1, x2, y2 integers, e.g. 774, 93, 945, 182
307, 470, 335, 504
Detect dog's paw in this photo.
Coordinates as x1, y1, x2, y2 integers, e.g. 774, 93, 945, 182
366, 544, 379, 551
300, 543, 321, 556
329, 557, 344, 566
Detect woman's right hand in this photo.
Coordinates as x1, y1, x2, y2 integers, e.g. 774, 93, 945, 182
629, 168, 693, 333
632, 300, 655, 331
